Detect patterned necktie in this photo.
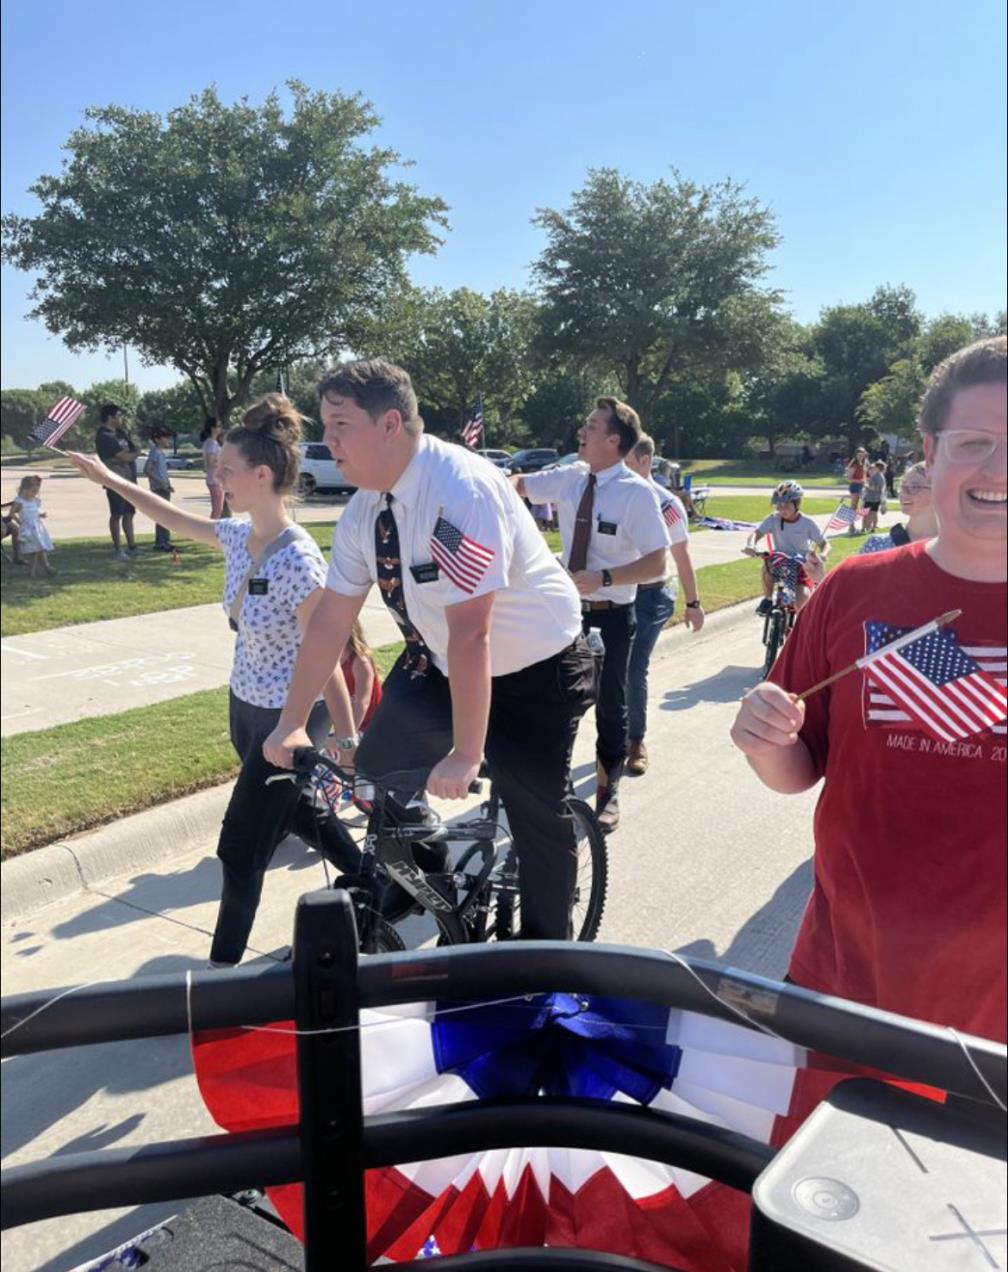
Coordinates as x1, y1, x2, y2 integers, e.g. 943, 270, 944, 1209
375, 493, 432, 678
567, 473, 597, 574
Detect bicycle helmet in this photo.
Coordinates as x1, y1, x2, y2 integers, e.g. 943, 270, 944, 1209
771, 480, 804, 506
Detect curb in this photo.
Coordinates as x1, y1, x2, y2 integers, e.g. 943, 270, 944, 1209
0, 598, 757, 927
1, 781, 234, 925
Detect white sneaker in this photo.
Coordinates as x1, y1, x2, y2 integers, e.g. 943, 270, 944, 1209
114, 548, 129, 561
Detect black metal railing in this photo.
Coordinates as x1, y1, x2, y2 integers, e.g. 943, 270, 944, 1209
2, 890, 1006, 1271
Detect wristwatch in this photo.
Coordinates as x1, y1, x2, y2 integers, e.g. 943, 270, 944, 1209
327, 733, 360, 751
600, 569, 613, 588
685, 600, 702, 609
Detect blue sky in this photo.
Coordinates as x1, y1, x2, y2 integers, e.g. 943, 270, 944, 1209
2, 0, 1005, 391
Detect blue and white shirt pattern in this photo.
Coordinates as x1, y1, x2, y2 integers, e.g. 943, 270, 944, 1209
215, 519, 327, 709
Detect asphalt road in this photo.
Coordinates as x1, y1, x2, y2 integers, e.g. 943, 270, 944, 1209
0, 611, 818, 1271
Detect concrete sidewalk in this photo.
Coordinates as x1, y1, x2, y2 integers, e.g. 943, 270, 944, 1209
1, 592, 404, 737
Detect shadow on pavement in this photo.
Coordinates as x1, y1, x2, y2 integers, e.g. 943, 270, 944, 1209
1, 955, 204, 1162
660, 663, 759, 712
674, 856, 813, 981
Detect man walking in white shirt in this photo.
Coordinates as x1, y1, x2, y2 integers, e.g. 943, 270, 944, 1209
264, 360, 597, 939
514, 399, 670, 831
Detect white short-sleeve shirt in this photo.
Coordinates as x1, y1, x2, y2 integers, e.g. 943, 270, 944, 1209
756, 512, 826, 558
216, 519, 327, 708
325, 435, 581, 676
523, 460, 671, 604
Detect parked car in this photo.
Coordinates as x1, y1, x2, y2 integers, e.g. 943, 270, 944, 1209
541, 452, 581, 471
297, 442, 356, 496
508, 447, 560, 474
477, 448, 514, 472
165, 456, 198, 471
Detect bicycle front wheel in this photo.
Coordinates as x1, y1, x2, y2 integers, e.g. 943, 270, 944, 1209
567, 797, 608, 941
761, 609, 785, 680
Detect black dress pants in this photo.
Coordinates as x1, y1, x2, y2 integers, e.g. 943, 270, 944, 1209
355, 639, 597, 940
581, 604, 636, 771
209, 694, 362, 965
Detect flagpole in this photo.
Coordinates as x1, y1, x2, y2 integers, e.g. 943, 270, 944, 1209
794, 610, 962, 702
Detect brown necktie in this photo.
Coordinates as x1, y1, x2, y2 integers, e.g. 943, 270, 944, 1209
567, 473, 596, 573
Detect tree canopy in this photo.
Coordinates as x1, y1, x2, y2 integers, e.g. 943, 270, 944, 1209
2, 83, 447, 422
532, 168, 781, 425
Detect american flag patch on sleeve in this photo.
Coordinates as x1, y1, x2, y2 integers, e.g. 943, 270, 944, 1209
430, 517, 495, 593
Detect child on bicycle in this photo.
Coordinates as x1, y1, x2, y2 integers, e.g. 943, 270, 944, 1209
745, 481, 828, 615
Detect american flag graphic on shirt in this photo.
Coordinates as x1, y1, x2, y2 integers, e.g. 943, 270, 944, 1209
660, 492, 686, 529
430, 516, 495, 593
863, 622, 1007, 740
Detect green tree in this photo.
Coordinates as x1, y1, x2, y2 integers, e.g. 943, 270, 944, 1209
531, 168, 781, 425
3, 83, 447, 423
519, 364, 601, 451
363, 286, 538, 441
136, 382, 206, 441
0, 390, 47, 451
809, 284, 921, 449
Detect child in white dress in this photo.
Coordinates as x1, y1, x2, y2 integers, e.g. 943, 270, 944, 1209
12, 475, 55, 577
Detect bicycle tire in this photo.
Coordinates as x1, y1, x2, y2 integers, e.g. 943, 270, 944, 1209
361, 914, 406, 954
761, 609, 785, 680
566, 797, 608, 942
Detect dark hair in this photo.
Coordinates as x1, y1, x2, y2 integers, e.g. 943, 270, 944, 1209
200, 416, 221, 442
317, 359, 422, 436
99, 403, 121, 423
918, 336, 1007, 437
596, 396, 641, 456
225, 394, 302, 495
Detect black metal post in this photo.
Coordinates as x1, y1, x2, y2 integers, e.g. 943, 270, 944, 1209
293, 890, 367, 1270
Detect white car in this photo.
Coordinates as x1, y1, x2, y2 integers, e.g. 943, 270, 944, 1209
477, 448, 514, 472
297, 442, 356, 496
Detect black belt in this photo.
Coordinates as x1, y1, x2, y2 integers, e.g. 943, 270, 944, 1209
582, 600, 632, 612
636, 580, 668, 592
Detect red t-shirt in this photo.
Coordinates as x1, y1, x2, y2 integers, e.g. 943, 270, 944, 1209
341, 652, 381, 731
769, 540, 1006, 1042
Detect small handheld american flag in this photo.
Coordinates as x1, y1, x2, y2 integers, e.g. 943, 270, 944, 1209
462, 396, 484, 448
825, 502, 859, 535
28, 397, 86, 451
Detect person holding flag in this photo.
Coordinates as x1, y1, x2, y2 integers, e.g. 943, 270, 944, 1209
262, 359, 597, 941
730, 336, 1007, 1042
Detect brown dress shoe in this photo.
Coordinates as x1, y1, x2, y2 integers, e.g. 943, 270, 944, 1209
626, 739, 648, 775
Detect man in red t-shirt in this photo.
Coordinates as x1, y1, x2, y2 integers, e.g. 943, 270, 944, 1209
731, 337, 1007, 1042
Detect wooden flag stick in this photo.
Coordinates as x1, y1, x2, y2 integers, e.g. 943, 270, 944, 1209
795, 609, 962, 702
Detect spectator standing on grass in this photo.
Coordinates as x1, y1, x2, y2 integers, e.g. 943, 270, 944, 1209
844, 447, 870, 528
69, 393, 362, 967
860, 460, 887, 534
622, 435, 704, 775
94, 404, 140, 560
730, 337, 1007, 1041
201, 417, 230, 519
514, 398, 671, 832
859, 462, 937, 555
10, 474, 56, 576
143, 425, 176, 552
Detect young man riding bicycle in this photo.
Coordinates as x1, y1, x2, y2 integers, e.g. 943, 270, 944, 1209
263, 360, 597, 941
745, 480, 828, 615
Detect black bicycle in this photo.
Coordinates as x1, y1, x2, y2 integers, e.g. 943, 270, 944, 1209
284, 747, 608, 954
743, 546, 815, 679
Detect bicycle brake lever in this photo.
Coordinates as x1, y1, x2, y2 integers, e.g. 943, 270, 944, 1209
265, 772, 298, 786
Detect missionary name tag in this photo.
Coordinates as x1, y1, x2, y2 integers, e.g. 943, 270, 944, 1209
597, 520, 618, 536
248, 578, 269, 595
410, 562, 440, 583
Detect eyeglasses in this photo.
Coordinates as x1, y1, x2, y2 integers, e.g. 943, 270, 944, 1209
939, 430, 1008, 465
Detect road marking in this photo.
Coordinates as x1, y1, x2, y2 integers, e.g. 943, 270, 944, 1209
0, 642, 49, 661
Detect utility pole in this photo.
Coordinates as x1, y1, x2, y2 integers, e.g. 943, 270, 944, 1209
123, 345, 129, 387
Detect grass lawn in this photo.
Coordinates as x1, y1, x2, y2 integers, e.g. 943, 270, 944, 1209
681, 458, 846, 488
2, 539, 871, 855
700, 493, 838, 524
1, 640, 404, 858
1, 524, 335, 637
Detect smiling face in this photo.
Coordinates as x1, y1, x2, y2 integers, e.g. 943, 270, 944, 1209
216, 442, 273, 514
925, 382, 1007, 566
898, 473, 932, 518
576, 408, 622, 471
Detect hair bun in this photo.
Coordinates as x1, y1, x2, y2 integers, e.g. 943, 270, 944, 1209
241, 393, 303, 444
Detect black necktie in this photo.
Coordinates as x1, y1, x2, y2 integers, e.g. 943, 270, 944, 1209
567, 473, 596, 573
375, 494, 432, 678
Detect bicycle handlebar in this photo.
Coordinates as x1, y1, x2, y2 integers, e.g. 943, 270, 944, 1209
291, 747, 483, 796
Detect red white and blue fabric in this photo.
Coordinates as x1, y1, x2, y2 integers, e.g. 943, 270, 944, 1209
766, 552, 803, 607
462, 397, 484, 448
28, 396, 86, 449
825, 502, 858, 535
191, 992, 942, 1268
430, 517, 494, 594
862, 622, 1008, 742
